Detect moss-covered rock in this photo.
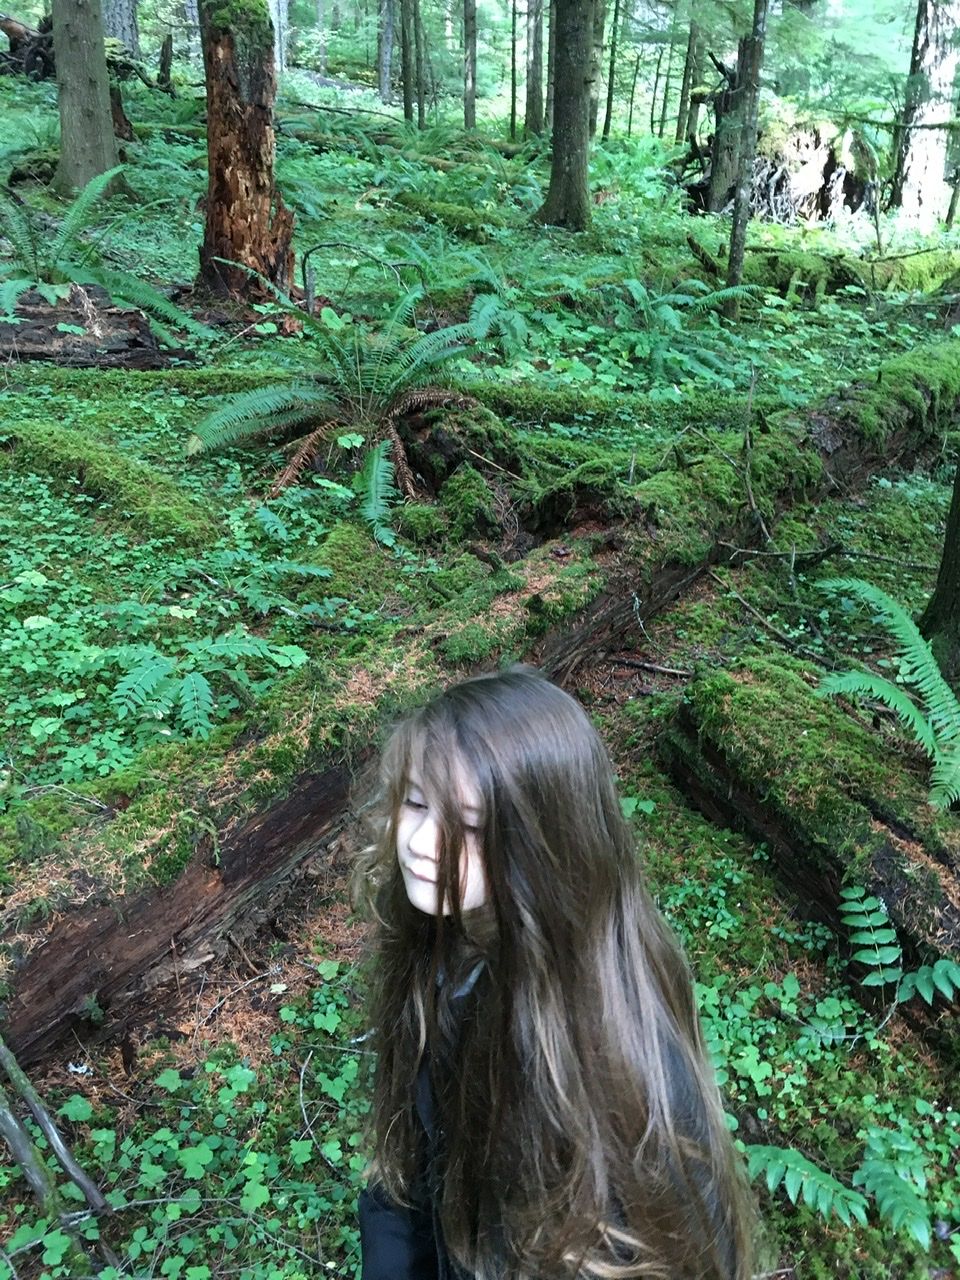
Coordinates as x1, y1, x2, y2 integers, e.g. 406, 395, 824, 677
439, 463, 498, 539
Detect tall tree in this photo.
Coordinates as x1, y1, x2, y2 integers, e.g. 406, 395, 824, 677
724, 0, 769, 320
463, 0, 476, 128
399, 0, 415, 121
413, 0, 425, 125
183, 0, 201, 61
197, 0, 294, 297
52, 0, 118, 195
657, 15, 676, 138
890, 0, 960, 229
545, 0, 556, 127
600, 0, 620, 141
588, 0, 606, 138
535, 0, 595, 229
510, 0, 518, 138
377, 0, 393, 101
675, 17, 700, 143
101, 0, 139, 56
920, 466, 960, 682
267, 0, 288, 73
525, 0, 544, 135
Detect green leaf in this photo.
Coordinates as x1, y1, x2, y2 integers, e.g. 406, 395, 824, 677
240, 1178, 270, 1213
59, 1094, 93, 1122
178, 1142, 215, 1179
154, 1068, 183, 1092
177, 671, 214, 739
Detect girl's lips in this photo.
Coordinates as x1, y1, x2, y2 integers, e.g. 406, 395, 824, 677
402, 859, 437, 884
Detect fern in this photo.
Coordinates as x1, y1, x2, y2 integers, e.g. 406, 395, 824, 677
745, 1145, 869, 1227
186, 384, 339, 455
50, 166, 124, 267
852, 1158, 931, 1250
356, 441, 398, 544
818, 579, 960, 807
112, 654, 175, 718
838, 886, 903, 987
177, 671, 215, 739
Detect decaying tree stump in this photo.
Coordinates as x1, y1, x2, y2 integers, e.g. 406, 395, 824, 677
658, 656, 960, 966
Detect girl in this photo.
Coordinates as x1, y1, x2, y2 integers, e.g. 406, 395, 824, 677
354, 666, 756, 1279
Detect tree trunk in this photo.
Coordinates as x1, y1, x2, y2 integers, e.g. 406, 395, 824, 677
52, 0, 119, 195
545, 0, 556, 128
675, 18, 699, 143
413, 0, 425, 126
890, 0, 960, 229
510, 0, 517, 139
535, 0, 595, 230
399, 0, 414, 121
183, 0, 201, 62
656, 17, 675, 138
268, 0, 288, 74
724, 0, 769, 320
197, 0, 295, 298
705, 39, 751, 213
600, 0, 620, 141
109, 82, 133, 138
946, 168, 960, 227
463, 0, 476, 129
101, 0, 139, 56
649, 44, 663, 135
920, 464, 960, 683
377, 0, 392, 101
525, 0, 544, 135
157, 32, 174, 93
588, 0, 606, 138
626, 48, 640, 137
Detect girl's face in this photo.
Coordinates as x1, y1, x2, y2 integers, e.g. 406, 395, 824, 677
396, 765, 488, 916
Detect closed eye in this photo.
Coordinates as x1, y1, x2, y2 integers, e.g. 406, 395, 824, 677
402, 797, 428, 811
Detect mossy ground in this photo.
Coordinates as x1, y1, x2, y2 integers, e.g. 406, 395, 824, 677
2, 70, 960, 1278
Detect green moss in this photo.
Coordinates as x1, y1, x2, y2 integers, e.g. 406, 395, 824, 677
835, 340, 960, 447
392, 192, 514, 241
0, 420, 211, 545
440, 621, 503, 664
397, 502, 448, 543
313, 521, 388, 602
439, 464, 497, 539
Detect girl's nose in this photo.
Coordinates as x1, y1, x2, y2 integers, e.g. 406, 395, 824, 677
408, 814, 440, 861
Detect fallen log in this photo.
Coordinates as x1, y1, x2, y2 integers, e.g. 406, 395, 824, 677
4, 339, 960, 1064
658, 655, 960, 967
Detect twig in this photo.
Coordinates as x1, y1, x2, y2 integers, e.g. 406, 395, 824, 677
717, 540, 936, 574
196, 969, 276, 1029
279, 97, 400, 123
464, 446, 522, 479
0, 1244, 20, 1279
226, 930, 259, 978
707, 571, 830, 667
612, 658, 693, 678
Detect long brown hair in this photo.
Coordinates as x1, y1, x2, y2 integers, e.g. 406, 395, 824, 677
354, 667, 756, 1279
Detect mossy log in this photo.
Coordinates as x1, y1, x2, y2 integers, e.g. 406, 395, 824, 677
658, 657, 960, 966
2, 764, 353, 1067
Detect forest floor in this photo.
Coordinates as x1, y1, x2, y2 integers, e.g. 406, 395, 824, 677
1, 69, 959, 1280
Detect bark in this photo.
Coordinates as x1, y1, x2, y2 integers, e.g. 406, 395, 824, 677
920, 463, 960, 683
724, 0, 769, 320
183, 0, 201, 62
535, 0, 595, 230
650, 45, 663, 135
157, 31, 174, 92
413, 0, 425, 126
463, 0, 476, 128
4, 764, 353, 1065
626, 48, 640, 137
510, 0, 517, 139
890, 0, 960, 229
109, 82, 133, 138
377, 0, 393, 101
545, 0, 556, 128
657, 18, 675, 138
101, 0, 139, 56
52, 0, 119, 195
947, 168, 960, 228
524, 0, 544, 136
197, 0, 295, 298
399, 0, 414, 121
588, 0, 606, 138
267, 0, 288, 73
675, 18, 699, 143
600, 0, 620, 141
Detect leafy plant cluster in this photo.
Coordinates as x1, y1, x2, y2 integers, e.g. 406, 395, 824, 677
0, 961, 369, 1280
